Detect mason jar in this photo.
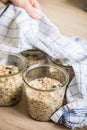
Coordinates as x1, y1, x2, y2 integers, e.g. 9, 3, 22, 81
48, 57, 74, 82
23, 64, 69, 121
0, 52, 27, 106
21, 49, 48, 67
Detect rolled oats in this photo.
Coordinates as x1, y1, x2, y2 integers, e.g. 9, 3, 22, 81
0, 65, 23, 106
48, 58, 74, 81
24, 77, 65, 121
21, 50, 48, 66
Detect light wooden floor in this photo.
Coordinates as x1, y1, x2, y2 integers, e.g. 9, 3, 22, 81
39, 0, 87, 40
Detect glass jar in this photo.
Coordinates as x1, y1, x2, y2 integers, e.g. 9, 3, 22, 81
21, 49, 48, 67
48, 57, 74, 82
0, 52, 27, 106
23, 64, 69, 121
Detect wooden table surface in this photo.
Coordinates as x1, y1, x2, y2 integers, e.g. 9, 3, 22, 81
0, 0, 87, 129
0, 95, 68, 130
0, 94, 87, 130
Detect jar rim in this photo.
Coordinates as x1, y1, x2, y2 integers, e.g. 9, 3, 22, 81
0, 52, 27, 78
48, 56, 72, 68
23, 64, 69, 92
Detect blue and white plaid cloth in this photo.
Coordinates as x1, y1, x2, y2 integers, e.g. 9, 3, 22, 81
0, 4, 87, 129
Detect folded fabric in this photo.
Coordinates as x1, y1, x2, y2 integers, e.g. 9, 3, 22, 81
0, 4, 87, 129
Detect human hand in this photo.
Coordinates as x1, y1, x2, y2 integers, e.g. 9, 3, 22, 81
10, 0, 41, 19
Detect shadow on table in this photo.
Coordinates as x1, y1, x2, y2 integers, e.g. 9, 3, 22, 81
12, 93, 28, 116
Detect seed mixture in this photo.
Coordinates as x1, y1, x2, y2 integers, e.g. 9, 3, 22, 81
0, 65, 23, 106
24, 77, 65, 121
29, 77, 62, 90
52, 59, 74, 81
21, 51, 47, 66
0, 65, 19, 76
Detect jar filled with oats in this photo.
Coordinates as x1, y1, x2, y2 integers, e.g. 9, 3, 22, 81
48, 57, 74, 82
21, 49, 48, 67
0, 52, 27, 106
23, 64, 69, 121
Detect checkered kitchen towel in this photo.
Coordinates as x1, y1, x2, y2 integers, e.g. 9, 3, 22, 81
0, 4, 87, 129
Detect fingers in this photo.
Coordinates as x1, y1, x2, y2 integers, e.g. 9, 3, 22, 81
24, 2, 41, 19
33, 0, 41, 10
10, 0, 42, 19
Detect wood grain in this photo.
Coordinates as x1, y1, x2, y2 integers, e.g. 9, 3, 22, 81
39, 0, 87, 40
